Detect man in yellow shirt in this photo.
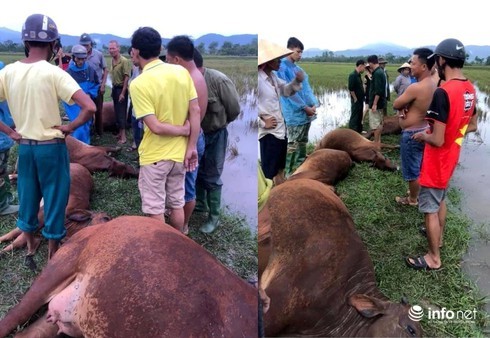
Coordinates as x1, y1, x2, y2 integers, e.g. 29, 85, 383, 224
0, 14, 95, 265
129, 27, 200, 233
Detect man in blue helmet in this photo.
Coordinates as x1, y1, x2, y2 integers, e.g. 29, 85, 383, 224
63, 44, 100, 144
0, 14, 95, 267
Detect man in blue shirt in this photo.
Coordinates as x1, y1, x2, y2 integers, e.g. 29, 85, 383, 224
276, 37, 319, 178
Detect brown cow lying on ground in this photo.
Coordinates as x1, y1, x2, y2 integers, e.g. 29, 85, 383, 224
65, 135, 138, 178
260, 178, 422, 337
364, 115, 402, 140
0, 164, 108, 257
315, 128, 398, 171
0, 216, 257, 338
288, 148, 353, 186
101, 101, 117, 131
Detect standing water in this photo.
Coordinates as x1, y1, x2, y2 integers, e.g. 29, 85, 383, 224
452, 86, 490, 328
220, 91, 258, 233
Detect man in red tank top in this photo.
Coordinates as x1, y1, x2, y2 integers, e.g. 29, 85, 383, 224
406, 38, 478, 271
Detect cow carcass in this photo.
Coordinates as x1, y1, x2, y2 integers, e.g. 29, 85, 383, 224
0, 216, 257, 338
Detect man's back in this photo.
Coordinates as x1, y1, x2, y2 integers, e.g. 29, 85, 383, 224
202, 68, 240, 133
130, 60, 196, 165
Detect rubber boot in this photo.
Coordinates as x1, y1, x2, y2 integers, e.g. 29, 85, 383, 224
194, 185, 208, 213
199, 187, 221, 234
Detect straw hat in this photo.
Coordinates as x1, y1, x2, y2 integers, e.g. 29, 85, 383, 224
397, 62, 411, 72
258, 39, 293, 66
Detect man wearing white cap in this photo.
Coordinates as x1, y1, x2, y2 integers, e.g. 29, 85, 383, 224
258, 39, 304, 180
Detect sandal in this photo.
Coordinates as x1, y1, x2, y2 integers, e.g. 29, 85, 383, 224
405, 255, 442, 271
395, 196, 418, 206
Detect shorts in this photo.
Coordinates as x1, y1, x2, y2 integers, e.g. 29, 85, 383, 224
400, 128, 426, 181
418, 187, 447, 214
369, 109, 383, 130
138, 160, 185, 215
184, 131, 205, 202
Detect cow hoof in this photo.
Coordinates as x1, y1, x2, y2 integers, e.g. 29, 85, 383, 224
24, 255, 37, 271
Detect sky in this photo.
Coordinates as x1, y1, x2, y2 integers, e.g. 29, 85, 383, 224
1, 0, 487, 50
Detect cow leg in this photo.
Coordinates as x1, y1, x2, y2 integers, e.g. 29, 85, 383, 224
14, 313, 59, 338
1, 233, 41, 253
0, 227, 22, 243
0, 241, 82, 337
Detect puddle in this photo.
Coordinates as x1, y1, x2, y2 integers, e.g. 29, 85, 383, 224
452, 87, 490, 324
221, 91, 258, 233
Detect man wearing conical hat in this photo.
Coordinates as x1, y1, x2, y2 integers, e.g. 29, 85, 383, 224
258, 39, 304, 181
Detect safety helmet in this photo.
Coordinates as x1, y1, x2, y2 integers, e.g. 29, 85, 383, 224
79, 33, 93, 46
21, 14, 59, 42
71, 44, 87, 58
432, 38, 466, 61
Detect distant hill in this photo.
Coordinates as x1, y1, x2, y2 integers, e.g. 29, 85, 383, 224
0, 27, 256, 49
304, 42, 490, 62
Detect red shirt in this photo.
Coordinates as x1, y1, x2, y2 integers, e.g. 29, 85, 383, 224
419, 79, 476, 189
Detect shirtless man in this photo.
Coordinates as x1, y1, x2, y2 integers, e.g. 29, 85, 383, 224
393, 48, 436, 206
166, 35, 208, 235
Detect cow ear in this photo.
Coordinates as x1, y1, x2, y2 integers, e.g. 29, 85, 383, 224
348, 294, 389, 318
67, 209, 91, 222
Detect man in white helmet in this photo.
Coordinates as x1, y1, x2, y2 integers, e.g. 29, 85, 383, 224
0, 14, 95, 267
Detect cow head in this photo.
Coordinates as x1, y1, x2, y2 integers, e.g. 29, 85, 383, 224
108, 159, 139, 178
366, 149, 398, 171
349, 294, 422, 337
63, 209, 111, 241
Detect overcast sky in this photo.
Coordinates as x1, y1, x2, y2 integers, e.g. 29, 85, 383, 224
1, 0, 487, 50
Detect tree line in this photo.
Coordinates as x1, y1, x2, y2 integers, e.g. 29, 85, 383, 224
0, 38, 258, 57
306, 51, 490, 66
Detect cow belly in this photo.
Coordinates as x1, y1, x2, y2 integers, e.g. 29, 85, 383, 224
47, 274, 88, 337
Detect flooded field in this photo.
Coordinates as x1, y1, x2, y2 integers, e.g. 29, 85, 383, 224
453, 88, 490, 324
221, 90, 258, 232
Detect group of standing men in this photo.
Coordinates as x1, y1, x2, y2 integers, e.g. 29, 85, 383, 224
348, 55, 390, 143
0, 14, 241, 266
348, 39, 479, 271
258, 37, 318, 181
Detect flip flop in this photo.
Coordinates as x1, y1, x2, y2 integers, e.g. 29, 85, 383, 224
395, 196, 418, 206
405, 255, 442, 271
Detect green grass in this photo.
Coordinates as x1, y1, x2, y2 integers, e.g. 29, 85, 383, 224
0, 58, 257, 329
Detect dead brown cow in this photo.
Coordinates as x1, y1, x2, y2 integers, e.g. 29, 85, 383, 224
0, 216, 257, 338
65, 135, 138, 178
288, 148, 353, 186
260, 179, 422, 337
315, 128, 398, 171
102, 101, 117, 131
0, 163, 109, 254
364, 115, 402, 140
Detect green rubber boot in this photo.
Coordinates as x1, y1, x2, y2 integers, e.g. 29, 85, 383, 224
199, 187, 221, 234
194, 185, 208, 213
